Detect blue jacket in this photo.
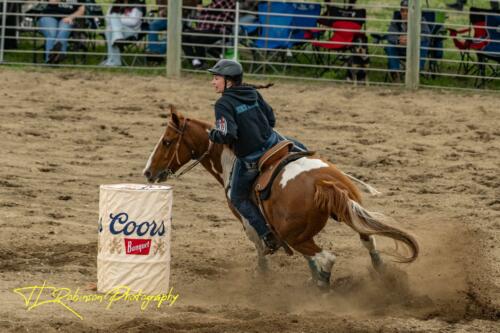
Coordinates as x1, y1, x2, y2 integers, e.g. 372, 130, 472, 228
209, 86, 275, 157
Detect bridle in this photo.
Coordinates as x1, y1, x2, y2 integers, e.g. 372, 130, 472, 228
163, 118, 213, 179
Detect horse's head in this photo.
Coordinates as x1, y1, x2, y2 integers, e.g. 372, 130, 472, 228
143, 105, 199, 183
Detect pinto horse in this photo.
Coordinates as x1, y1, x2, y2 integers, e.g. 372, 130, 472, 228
143, 106, 419, 288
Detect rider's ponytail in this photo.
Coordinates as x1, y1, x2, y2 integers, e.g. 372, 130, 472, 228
240, 82, 274, 90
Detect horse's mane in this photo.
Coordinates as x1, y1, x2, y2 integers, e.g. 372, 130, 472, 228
184, 116, 212, 129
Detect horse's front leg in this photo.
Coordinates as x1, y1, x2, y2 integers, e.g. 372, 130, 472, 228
290, 238, 336, 290
226, 200, 269, 275
243, 222, 270, 275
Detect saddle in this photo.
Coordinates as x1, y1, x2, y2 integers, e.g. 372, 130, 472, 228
254, 140, 314, 201
251, 140, 314, 256
255, 140, 294, 190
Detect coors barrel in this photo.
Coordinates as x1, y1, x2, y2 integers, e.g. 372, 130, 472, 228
97, 184, 172, 294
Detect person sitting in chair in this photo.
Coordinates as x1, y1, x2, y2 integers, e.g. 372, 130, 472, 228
101, 0, 143, 66
38, 0, 85, 64
207, 59, 283, 255
182, 0, 236, 69
384, 0, 430, 82
146, 0, 200, 55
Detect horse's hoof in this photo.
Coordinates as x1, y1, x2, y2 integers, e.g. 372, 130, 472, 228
305, 278, 330, 292
316, 280, 331, 291
253, 259, 270, 278
370, 252, 384, 271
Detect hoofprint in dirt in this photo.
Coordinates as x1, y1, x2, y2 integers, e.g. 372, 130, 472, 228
0, 68, 498, 332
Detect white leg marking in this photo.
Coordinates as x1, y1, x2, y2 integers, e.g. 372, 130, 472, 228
241, 213, 269, 272
361, 235, 377, 253
312, 250, 337, 273
221, 147, 236, 189
279, 158, 329, 189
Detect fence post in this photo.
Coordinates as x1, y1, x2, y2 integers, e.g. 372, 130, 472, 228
233, 1, 240, 61
405, 0, 421, 90
167, 0, 182, 78
0, 0, 7, 63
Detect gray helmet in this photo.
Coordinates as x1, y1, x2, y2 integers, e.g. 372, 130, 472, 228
208, 59, 243, 77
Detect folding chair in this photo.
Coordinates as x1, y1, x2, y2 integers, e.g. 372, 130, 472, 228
288, 3, 321, 52
116, 21, 150, 66
114, 2, 149, 66
246, 1, 296, 74
476, 11, 500, 87
449, 7, 500, 87
449, 8, 489, 75
310, 6, 367, 76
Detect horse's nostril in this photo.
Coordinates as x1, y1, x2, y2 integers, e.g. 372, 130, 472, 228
144, 170, 151, 179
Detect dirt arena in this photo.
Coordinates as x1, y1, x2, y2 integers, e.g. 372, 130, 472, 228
0, 67, 499, 332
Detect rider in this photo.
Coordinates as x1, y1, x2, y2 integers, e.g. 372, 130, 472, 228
207, 59, 283, 254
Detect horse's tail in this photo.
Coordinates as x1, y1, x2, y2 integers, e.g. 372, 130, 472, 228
341, 171, 381, 196
314, 180, 419, 263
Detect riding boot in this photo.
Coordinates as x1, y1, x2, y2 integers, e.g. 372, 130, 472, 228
262, 232, 281, 255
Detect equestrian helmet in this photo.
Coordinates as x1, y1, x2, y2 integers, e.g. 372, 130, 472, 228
208, 59, 243, 77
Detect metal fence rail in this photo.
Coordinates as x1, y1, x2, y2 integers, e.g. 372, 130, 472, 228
0, 0, 499, 91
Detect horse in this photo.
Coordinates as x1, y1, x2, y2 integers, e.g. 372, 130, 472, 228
143, 106, 419, 288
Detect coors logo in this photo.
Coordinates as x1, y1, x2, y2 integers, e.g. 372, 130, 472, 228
124, 238, 151, 255
108, 212, 166, 236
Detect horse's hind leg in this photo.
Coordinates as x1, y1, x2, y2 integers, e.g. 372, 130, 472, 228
291, 239, 336, 289
360, 234, 384, 271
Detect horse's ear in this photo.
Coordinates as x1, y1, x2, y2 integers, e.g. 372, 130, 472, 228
169, 104, 181, 127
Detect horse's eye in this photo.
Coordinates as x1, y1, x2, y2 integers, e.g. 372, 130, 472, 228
162, 139, 172, 147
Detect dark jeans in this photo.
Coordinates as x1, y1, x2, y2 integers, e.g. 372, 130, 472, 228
385, 40, 429, 71
283, 135, 308, 152
182, 28, 223, 60
229, 132, 279, 237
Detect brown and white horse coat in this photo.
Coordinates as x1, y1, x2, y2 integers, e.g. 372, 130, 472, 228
143, 107, 419, 288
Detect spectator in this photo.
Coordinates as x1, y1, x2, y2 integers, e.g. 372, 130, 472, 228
238, 0, 258, 33
182, 0, 236, 68
146, 0, 200, 55
224, 0, 258, 59
101, 0, 144, 66
384, 0, 430, 82
38, 0, 85, 64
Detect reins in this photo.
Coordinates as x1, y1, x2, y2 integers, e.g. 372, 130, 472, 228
165, 118, 213, 179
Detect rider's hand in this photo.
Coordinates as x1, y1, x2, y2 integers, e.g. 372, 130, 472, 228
208, 128, 217, 142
